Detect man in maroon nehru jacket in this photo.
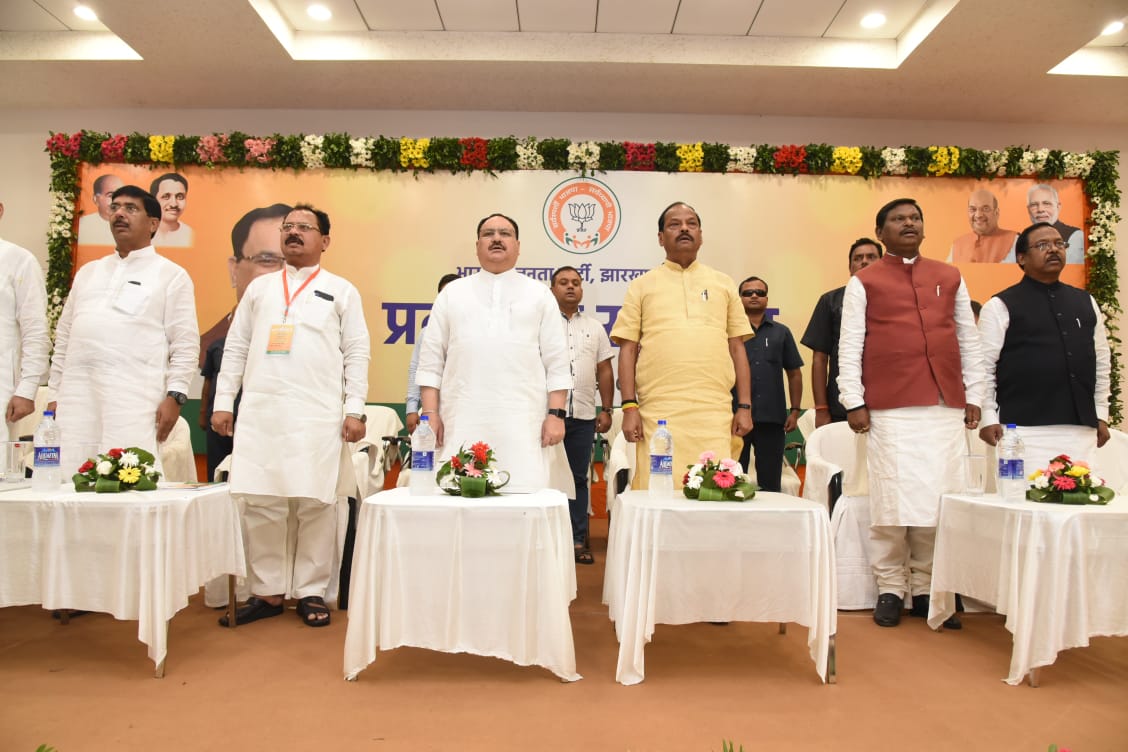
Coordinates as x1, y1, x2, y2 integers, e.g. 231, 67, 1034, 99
837, 198, 984, 629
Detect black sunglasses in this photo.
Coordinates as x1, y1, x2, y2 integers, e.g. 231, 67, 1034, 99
741, 289, 768, 298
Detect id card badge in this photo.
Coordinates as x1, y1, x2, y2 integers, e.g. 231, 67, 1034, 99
266, 323, 294, 354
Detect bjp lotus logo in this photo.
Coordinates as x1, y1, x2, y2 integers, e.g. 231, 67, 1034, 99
542, 177, 621, 255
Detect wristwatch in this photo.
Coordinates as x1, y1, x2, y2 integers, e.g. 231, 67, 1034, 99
346, 412, 367, 423
547, 408, 567, 419
166, 391, 187, 405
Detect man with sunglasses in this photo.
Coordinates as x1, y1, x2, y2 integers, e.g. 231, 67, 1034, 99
978, 222, 1111, 474
734, 276, 802, 492
199, 203, 290, 480
213, 204, 370, 628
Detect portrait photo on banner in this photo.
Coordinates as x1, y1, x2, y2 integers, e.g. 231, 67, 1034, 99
74, 163, 1088, 406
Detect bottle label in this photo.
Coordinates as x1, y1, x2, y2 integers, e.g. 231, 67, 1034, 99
412, 450, 434, 472
35, 446, 61, 468
650, 454, 673, 475
998, 458, 1025, 481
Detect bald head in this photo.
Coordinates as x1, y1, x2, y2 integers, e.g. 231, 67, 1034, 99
967, 189, 1000, 237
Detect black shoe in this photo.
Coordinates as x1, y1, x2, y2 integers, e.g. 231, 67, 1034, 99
217, 596, 284, 627
874, 593, 903, 627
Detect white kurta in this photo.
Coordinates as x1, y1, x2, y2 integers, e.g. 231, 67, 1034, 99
0, 238, 49, 435
837, 258, 986, 526
417, 269, 571, 493
215, 264, 370, 503
48, 246, 198, 466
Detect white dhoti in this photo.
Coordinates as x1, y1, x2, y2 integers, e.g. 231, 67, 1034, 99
865, 404, 965, 597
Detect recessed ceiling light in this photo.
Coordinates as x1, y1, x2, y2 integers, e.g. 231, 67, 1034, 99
860, 12, 886, 29
73, 5, 98, 22
1101, 20, 1124, 36
307, 4, 332, 22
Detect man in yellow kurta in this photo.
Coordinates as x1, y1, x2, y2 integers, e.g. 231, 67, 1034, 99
611, 202, 753, 489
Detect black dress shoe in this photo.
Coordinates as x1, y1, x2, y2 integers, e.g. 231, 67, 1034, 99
910, 594, 962, 629
873, 593, 903, 627
217, 596, 284, 627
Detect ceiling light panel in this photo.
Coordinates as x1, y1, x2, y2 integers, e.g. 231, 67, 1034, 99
596, 0, 680, 33
0, 2, 67, 31
354, 0, 442, 30
749, 0, 842, 38
673, 0, 761, 35
274, 0, 366, 31
1088, 19, 1127, 47
519, 0, 597, 32
437, 0, 518, 32
825, 0, 926, 38
25, 0, 107, 30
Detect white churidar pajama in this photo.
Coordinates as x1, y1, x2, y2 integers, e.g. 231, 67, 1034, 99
48, 246, 198, 471
0, 238, 49, 439
417, 269, 571, 493
215, 264, 369, 599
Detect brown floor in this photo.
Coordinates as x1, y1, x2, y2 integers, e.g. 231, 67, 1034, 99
2, 517, 1126, 752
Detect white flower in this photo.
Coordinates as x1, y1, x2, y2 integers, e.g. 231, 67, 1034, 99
688, 463, 704, 477
686, 475, 703, 490
1018, 148, 1049, 175
881, 147, 907, 175
1033, 474, 1050, 489
1063, 152, 1094, 178
726, 146, 756, 173
96, 460, 113, 476
516, 137, 543, 170
567, 140, 600, 174
349, 137, 374, 167
984, 150, 1007, 176
1090, 494, 1099, 502
733, 490, 744, 499
142, 464, 153, 474
119, 451, 139, 468
1093, 476, 1104, 487
300, 133, 325, 169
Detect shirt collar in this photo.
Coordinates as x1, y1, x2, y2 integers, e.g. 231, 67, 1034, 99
285, 263, 320, 280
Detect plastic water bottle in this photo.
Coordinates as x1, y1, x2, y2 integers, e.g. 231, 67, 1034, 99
648, 419, 674, 498
409, 415, 437, 495
32, 410, 62, 492
997, 423, 1026, 502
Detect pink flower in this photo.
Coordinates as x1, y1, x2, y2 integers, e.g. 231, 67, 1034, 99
464, 466, 483, 477
699, 451, 717, 463
244, 137, 275, 164
196, 133, 229, 164
713, 470, 735, 489
1052, 475, 1076, 491
1072, 460, 1089, 470
1048, 461, 1065, 473
720, 458, 739, 472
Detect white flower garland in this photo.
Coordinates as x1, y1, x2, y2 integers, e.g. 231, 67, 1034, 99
726, 146, 757, 173
516, 137, 543, 170
567, 140, 600, 174
1064, 152, 1096, 178
300, 134, 325, 169
881, 147, 908, 175
1019, 148, 1049, 175
349, 137, 374, 168
1088, 200, 1120, 259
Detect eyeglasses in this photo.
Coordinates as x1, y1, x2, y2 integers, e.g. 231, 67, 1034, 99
1030, 239, 1069, 253
741, 289, 768, 298
109, 202, 144, 215
241, 253, 285, 267
280, 222, 320, 234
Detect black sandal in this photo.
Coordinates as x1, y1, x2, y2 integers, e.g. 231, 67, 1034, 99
574, 547, 595, 565
217, 596, 284, 627
297, 595, 331, 627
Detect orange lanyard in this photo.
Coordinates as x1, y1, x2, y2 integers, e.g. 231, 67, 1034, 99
281, 267, 321, 322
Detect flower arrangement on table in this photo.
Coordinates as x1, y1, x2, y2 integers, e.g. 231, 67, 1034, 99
682, 451, 757, 502
1026, 454, 1114, 505
436, 441, 510, 498
73, 447, 161, 493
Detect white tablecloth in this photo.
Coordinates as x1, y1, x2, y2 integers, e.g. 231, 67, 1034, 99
0, 482, 245, 669
603, 490, 837, 685
928, 493, 1128, 684
343, 487, 581, 681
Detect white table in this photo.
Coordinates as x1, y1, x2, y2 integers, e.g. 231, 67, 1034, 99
928, 493, 1128, 685
0, 482, 245, 676
343, 487, 581, 681
603, 490, 837, 685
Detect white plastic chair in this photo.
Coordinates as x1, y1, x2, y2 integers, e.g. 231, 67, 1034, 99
350, 405, 405, 499
157, 416, 196, 482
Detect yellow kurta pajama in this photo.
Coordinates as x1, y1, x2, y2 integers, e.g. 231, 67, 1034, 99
610, 259, 752, 489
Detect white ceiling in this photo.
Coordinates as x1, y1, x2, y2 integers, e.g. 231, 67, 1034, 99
1, 0, 1126, 126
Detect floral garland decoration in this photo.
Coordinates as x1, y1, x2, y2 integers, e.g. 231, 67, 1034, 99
41, 132, 1122, 420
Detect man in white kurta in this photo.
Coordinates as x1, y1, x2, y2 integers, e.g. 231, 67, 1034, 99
838, 198, 984, 629
48, 186, 198, 472
417, 213, 571, 493
213, 205, 369, 628
0, 202, 50, 437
